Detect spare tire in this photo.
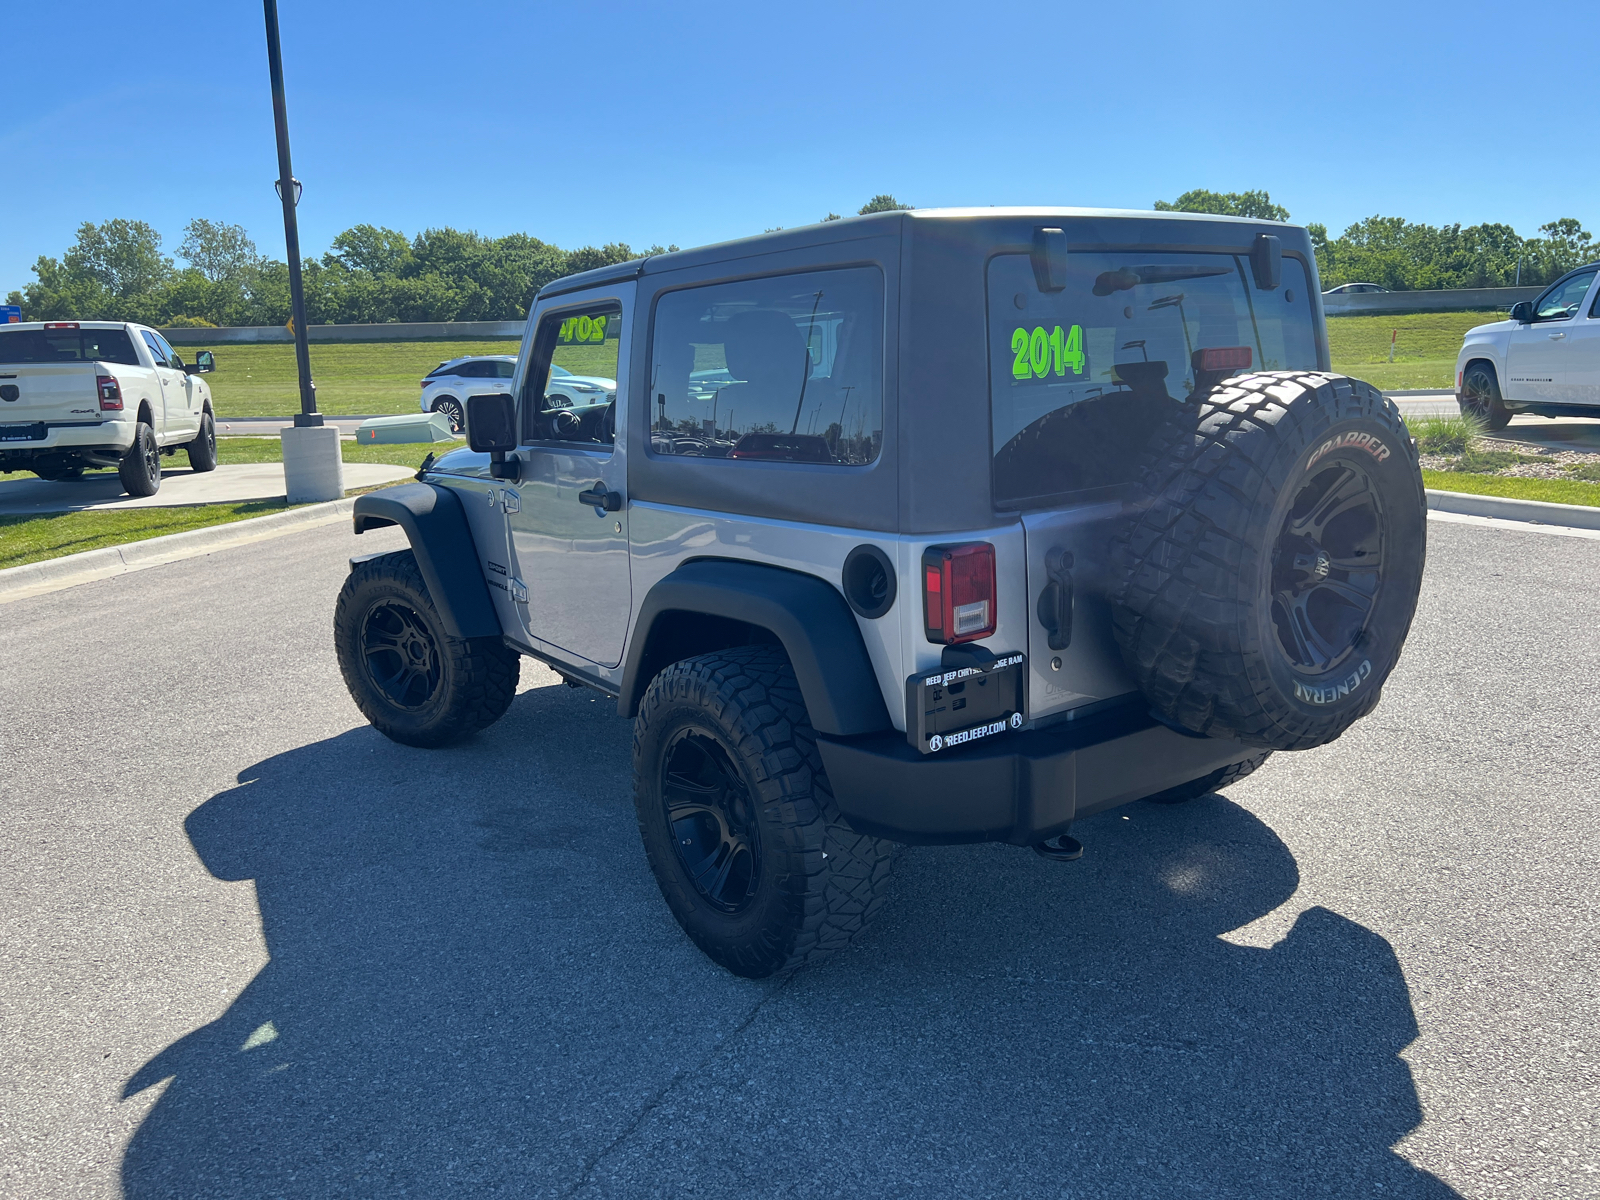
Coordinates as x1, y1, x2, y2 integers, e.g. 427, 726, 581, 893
1111, 372, 1425, 752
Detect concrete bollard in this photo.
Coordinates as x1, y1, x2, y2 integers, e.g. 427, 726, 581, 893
281, 424, 345, 503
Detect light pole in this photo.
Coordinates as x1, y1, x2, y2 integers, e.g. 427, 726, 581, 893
264, 0, 343, 501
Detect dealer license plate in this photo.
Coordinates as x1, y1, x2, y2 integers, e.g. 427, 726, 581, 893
0, 423, 45, 442
906, 652, 1026, 754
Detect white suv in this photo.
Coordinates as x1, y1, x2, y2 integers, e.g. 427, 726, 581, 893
420, 355, 616, 431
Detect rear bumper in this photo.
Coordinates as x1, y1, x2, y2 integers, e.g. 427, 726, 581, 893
817, 704, 1259, 846
0, 419, 132, 461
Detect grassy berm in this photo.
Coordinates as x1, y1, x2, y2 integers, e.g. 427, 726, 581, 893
1327, 310, 1504, 391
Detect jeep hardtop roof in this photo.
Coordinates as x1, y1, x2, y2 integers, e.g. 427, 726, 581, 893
540, 207, 1311, 300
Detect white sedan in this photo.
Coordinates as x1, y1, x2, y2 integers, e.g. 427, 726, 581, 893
419, 356, 615, 430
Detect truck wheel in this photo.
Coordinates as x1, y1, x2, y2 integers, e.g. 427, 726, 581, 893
118, 421, 161, 497
186, 412, 218, 472
1112, 372, 1426, 752
1141, 752, 1271, 805
1460, 362, 1512, 431
333, 549, 520, 747
633, 645, 896, 979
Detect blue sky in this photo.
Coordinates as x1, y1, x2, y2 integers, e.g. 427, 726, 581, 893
2, 0, 1595, 293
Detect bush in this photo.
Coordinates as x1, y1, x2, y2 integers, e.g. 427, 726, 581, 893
163, 314, 217, 328
1406, 412, 1483, 455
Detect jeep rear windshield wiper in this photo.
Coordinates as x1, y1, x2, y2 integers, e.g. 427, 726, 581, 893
1093, 264, 1233, 296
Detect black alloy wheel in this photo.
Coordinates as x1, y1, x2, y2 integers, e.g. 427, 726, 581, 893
434, 397, 465, 434
660, 729, 762, 913
1460, 364, 1512, 431
360, 599, 443, 709
1269, 461, 1384, 672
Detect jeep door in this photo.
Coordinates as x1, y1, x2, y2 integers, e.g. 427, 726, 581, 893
505, 288, 631, 669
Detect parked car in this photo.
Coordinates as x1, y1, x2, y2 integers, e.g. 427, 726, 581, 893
1455, 263, 1600, 429
420, 357, 617, 431
0, 321, 216, 494
336, 209, 1426, 979
1322, 283, 1390, 295
419, 356, 516, 433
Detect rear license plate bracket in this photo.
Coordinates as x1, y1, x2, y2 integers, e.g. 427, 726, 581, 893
906, 652, 1026, 754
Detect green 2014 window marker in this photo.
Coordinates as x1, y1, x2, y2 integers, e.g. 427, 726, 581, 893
1011, 325, 1085, 380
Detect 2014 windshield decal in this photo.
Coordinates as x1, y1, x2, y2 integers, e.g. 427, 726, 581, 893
1011, 325, 1086, 381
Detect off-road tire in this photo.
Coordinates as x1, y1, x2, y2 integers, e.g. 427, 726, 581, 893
633, 645, 896, 979
1460, 361, 1512, 431
1112, 372, 1426, 752
118, 421, 161, 497
334, 549, 519, 747
1141, 752, 1272, 805
186, 411, 218, 472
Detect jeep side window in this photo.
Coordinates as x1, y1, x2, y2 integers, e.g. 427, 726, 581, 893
988, 250, 1318, 507
521, 303, 622, 446
648, 267, 883, 465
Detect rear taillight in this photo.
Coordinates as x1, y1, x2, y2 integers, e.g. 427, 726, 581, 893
922, 542, 996, 644
97, 374, 123, 411
1194, 345, 1252, 372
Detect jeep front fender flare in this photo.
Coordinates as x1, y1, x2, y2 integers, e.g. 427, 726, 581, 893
619, 559, 892, 737
351, 482, 501, 640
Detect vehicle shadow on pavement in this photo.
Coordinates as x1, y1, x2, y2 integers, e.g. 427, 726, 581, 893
121, 684, 1460, 1199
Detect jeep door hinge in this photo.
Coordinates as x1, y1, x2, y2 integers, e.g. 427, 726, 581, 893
1037, 547, 1074, 651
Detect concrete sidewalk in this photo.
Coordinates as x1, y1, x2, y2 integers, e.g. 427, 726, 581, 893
0, 462, 413, 516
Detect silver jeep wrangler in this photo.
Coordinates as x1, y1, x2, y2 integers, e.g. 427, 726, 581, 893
335, 208, 1426, 978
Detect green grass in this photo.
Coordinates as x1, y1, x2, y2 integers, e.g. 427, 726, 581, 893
207, 437, 442, 470
0, 500, 297, 570
201, 339, 621, 419
1327, 310, 1506, 391
1422, 469, 1600, 508
1405, 412, 1483, 455
203, 339, 519, 418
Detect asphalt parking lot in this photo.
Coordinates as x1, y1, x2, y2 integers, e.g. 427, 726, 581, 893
1, 516, 1596, 1199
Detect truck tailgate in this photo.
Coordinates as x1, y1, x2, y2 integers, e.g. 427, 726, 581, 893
0, 363, 101, 424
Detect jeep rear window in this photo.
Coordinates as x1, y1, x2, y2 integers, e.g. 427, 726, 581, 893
988, 251, 1316, 507
649, 267, 883, 465
0, 327, 142, 367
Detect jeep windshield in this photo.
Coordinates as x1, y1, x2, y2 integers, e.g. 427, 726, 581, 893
988, 250, 1317, 508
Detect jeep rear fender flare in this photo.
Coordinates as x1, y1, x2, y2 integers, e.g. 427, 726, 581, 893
351, 482, 502, 640
618, 559, 892, 737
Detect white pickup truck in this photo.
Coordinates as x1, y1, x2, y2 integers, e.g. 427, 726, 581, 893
0, 321, 217, 495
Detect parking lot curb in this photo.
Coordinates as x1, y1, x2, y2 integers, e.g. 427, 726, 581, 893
1426, 488, 1600, 531
0, 497, 356, 604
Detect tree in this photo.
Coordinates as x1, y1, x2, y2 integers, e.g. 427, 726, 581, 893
858, 195, 912, 215
178, 219, 260, 285
65, 219, 173, 299
822, 213, 842, 222
325, 224, 413, 276
1154, 189, 1289, 222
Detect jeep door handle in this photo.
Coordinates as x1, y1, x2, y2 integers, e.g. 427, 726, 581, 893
576, 483, 622, 512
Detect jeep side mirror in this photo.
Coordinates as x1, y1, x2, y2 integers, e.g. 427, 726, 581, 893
1510, 301, 1534, 324
467, 393, 517, 452
1251, 233, 1282, 291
